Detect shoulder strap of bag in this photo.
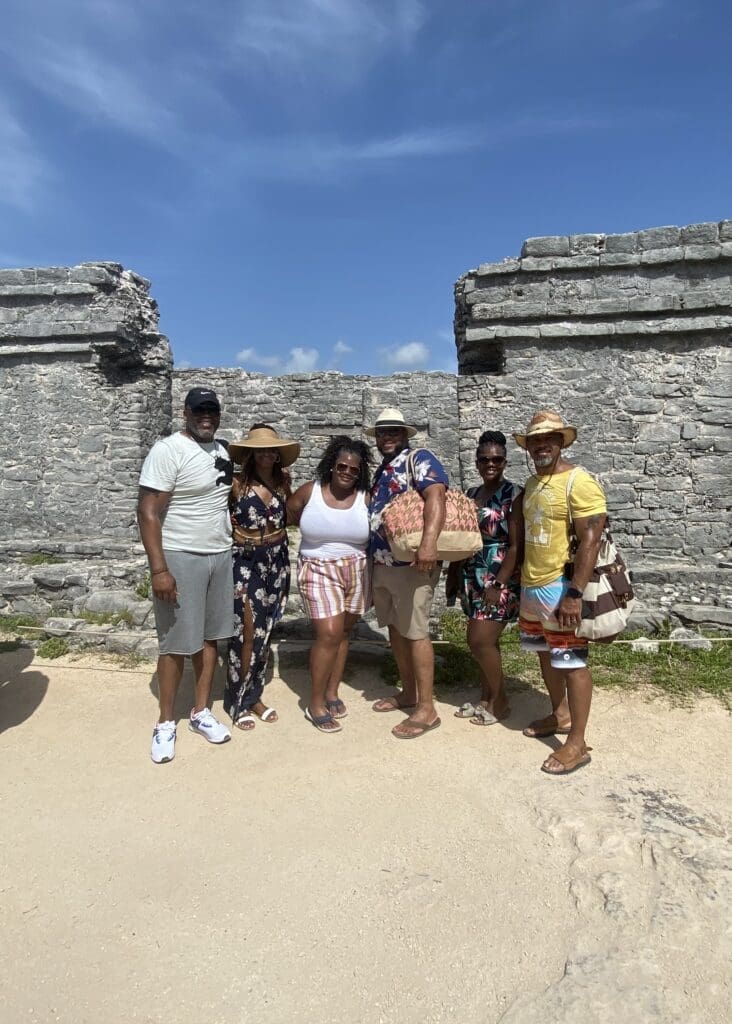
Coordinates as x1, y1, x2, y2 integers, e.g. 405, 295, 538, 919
565, 466, 583, 528
405, 448, 431, 489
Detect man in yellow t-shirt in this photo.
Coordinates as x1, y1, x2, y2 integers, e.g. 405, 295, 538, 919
513, 411, 607, 777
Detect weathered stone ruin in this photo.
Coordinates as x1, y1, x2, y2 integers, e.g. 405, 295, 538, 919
1, 222, 730, 650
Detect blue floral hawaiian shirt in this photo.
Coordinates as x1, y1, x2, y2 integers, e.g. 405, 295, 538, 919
369, 446, 449, 566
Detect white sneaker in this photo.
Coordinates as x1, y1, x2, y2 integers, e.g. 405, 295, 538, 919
188, 708, 231, 744
151, 721, 176, 764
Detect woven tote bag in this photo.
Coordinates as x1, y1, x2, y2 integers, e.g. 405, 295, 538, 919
565, 468, 635, 642
381, 450, 482, 563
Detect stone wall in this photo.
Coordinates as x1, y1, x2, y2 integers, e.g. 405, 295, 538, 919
171, 370, 460, 488
0, 222, 730, 630
0, 263, 171, 555
455, 223, 732, 618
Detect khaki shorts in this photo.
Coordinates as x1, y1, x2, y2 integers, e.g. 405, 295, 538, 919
372, 563, 441, 641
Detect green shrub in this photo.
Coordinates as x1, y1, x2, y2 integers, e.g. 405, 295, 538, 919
37, 637, 70, 659
21, 553, 64, 565
135, 575, 151, 600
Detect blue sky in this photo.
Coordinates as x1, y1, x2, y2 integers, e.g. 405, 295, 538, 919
2, 0, 730, 374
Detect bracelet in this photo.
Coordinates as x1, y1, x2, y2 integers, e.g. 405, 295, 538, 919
151, 568, 169, 576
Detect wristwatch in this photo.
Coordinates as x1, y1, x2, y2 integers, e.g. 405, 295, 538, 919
566, 586, 583, 599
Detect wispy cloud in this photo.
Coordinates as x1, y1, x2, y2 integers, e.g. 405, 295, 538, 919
229, 0, 427, 78
0, 101, 49, 211
333, 340, 353, 356
384, 340, 430, 369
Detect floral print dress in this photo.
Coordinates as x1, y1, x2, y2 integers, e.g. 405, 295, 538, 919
460, 480, 522, 622
224, 486, 290, 723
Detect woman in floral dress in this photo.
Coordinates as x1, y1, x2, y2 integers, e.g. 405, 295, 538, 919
446, 430, 523, 726
224, 424, 300, 731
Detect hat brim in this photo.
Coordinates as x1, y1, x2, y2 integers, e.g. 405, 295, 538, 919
364, 421, 417, 438
513, 427, 577, 450
228, 439, 300, 467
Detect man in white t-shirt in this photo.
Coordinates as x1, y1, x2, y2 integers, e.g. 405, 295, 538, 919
138, 387, 235, 764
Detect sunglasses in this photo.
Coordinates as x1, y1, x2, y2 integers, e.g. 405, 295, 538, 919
476, 456, 506, 465
375, 428, 403, 437
335, 462, 360, 476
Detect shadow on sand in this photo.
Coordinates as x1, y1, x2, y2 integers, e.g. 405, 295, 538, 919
0, 646, 50, 735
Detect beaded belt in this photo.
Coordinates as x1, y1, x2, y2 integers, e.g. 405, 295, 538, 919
233, 526, 286, 548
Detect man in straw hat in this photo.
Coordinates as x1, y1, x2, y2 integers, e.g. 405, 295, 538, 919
138, 387, 234, 764
513, 410, 607, 775
366, 408, 448, 738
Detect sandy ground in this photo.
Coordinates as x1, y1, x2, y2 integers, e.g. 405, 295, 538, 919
1, 643, 730, 1024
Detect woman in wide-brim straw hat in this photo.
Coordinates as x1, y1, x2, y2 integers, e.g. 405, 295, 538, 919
224, 424, 300, 732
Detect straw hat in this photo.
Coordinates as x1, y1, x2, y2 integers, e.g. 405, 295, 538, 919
228, 426, 300, 467
364, 407, 417, 438
513, 410, 577, 450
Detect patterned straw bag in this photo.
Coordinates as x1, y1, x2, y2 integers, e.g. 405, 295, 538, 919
566, 468, 635, 642
381, 450, 482, 563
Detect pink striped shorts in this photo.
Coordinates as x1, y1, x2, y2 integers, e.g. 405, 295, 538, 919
297, 553, 369, 620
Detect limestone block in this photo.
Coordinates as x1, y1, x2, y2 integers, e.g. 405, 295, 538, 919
720, 241, 732, 258
624, 398, 663, 414
718, 220, 732, 241
672, 604, 732, 627
520, 236, 569, 257
638, 225, 681, 249
669, 626, 713, 650
680, 222, 719, 244
599, 252, 640, 267
561, 255, 600, 269
43, 617, 87, 635
639, 246, 684, 265
0, 579, 35, 596
519, 256, 557, 273
604, 232, 638, 253
630, 638, 660, 653
475, 259, 521, 276
569, 233, 605, 255
683, 244, 722, 261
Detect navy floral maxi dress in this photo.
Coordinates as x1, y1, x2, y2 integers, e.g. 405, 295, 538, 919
460, 480, 522, 622
224, 487, 290, 724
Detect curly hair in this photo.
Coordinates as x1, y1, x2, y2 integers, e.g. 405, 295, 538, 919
231, 422, 288, 500
476, 429, 507, 457
316, 435, 371, 491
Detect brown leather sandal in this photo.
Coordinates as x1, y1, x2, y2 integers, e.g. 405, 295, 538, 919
541, 744, 592, 775
523, 714, 572, 738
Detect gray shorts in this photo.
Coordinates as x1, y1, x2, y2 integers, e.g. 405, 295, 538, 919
153, 549, 235, 656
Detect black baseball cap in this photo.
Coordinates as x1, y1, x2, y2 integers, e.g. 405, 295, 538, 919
184, 387, 221, 412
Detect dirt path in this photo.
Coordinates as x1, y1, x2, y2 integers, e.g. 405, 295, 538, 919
1, 646, 729, 1024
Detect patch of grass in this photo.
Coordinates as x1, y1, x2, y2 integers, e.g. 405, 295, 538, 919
37, 637, 70, 659
21, 553, 64, 565
380, 610, 732, 707
135, 574, 151, 600
0, 614, 42, 634
78, 609, 134, 627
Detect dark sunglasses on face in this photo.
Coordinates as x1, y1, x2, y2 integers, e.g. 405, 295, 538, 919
375, 428, 402, 438
335, 462, 360, 476
477, 456, 506, 466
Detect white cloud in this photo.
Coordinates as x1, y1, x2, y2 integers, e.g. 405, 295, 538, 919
333, 340, 353, 355
230, 0, 427, 77
0, 101, 49, 210
286, 346, 319, 372
384, 341, 430, 369
235, 347, 282, 370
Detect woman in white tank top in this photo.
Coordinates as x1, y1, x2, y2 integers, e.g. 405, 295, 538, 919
287, 436, 371, 733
